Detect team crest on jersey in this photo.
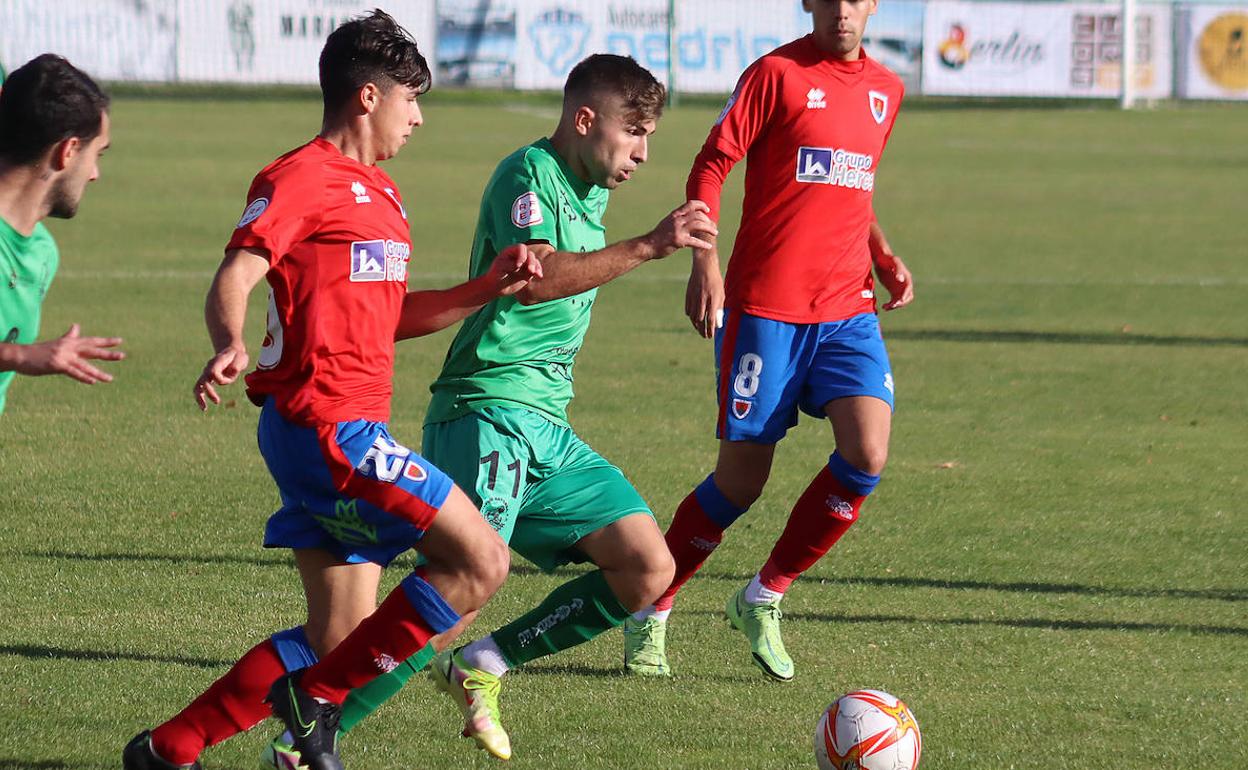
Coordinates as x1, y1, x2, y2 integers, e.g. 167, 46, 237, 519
236, 197, 269, 228
349, 239, 411, 283
403, 458, 428, 483
731, 398, 752, 419
869, 90, 889, 124
512, 191, 544, 228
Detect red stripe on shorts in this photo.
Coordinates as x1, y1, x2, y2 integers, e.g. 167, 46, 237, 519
315, 424, 440, 532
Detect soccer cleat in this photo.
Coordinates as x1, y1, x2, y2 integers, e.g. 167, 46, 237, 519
266, 672, 344, 770
431, 647, 512, 760
259, 733, 305, 770
622, 615, 671, 676
122, 731, 202, 770
726, 586, 795, 681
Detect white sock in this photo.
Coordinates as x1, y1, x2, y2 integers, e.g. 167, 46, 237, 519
461, 635, 510, 677
743, 573, 783, 605
632, 606, 671, 623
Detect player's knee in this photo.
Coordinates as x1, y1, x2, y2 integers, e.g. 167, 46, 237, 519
441, 535, 510, 609
474, 536, 511, 596
838, 443, 889, 478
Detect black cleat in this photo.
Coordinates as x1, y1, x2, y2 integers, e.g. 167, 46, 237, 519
267, 672, 344, 770
122, 731, 202, 770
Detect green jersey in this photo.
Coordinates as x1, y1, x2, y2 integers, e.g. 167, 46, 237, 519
427, 138, 609, 427
0, 217, 59, 414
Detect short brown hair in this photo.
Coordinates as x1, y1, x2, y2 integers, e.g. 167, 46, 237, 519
319, 9, 431, 114
564, 54, 666, 123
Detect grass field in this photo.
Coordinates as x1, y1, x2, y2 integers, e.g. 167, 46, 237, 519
1, 91, 1246, 770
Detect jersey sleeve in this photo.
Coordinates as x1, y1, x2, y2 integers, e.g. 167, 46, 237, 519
485, 154, 561, 254
704, 56, 784, 161
225, 167, 322, 266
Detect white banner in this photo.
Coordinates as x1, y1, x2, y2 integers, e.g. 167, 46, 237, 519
514, 1, 803, 93
514, 1, 669, 90
1182, 6, 1248, 100
922, 1, 1172, 99
672, 1, 803, 93
0, 0, 177, 82
176, 1, 436, 84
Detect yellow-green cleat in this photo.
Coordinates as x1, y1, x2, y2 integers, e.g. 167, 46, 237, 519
726, 586, 794, 681
622, 615, 671, 676
259, 734, 304, 770
431, 648, 513, 760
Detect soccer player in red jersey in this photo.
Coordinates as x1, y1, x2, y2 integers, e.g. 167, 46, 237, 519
623, 0, 916, 680
124, 12, 540, 770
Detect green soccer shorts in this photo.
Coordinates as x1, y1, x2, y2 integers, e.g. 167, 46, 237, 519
422, 405, 653, 572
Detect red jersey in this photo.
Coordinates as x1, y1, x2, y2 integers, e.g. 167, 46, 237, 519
229, 137, 412, 425
687, 36, 904, 324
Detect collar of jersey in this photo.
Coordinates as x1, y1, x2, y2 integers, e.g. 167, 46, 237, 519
804, 34, 870, 76
534, 137, 597, 200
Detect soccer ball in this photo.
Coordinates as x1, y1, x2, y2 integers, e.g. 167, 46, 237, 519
814, 689, 922, 770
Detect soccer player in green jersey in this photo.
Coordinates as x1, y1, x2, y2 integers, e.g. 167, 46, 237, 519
0, 54, 122, 414
423, 53, 715, 761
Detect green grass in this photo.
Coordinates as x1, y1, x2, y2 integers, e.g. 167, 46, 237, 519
1, 93, 1246, 769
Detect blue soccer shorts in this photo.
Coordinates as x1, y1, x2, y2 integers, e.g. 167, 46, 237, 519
714, 310, 895, 443
257, 398, 454, 566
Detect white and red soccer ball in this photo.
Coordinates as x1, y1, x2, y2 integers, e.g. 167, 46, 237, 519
814, 689, 922, 770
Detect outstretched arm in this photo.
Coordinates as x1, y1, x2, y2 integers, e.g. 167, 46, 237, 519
194, 247, 269, 410
515, 201, 716, 305
0, 324, 125, 384
869, 217, 914, 311
395, 243, 543, 340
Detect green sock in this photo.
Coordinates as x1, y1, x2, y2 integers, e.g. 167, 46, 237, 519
338, 642, 436, 733
492, 570, 631, 668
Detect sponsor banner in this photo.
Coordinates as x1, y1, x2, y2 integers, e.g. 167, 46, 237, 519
1067, 4, 1172, 99
515, 1, 670, 90
672, 1, 802, 93
923, 1, 1172, 98
1182, 6, 1248, 100
0, 0, 177, 81
176, 0, 435, 84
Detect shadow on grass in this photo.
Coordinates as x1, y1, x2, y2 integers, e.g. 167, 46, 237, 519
23, 548, 289, 569
693, 566, 1248, 604
683, 609, 1248, 637
0, 643, 230, 669
0, 761, 98, 770
24, 550, 1246, 604
518, 661, 758, 685
888, 328, 1248, 348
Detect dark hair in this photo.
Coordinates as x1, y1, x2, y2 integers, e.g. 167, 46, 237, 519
0, 54, 109, 164
319, 8, 431, 114
564, 54, 666, 122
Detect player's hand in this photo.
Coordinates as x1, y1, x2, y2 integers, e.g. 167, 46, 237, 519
488, 243, 544, 297
14, 323, 125, 384
648, 201, 717, 259
685, 258, 725, 339
194, 345, 248, 411
874, 253, 914, 311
